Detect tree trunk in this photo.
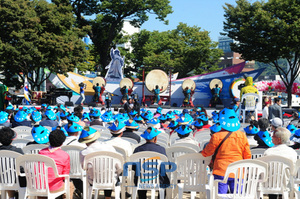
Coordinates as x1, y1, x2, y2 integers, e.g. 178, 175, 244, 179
287, 85, 292, 108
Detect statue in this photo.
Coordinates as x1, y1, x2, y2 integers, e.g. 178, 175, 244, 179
105, 48, 125, 81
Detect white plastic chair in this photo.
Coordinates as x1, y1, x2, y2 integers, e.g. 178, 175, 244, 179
126, 151, 169, 199
113, 145, 128, 161
122, 137, 138, 145
91, 125, 107, 131
175, 153, 211, 199
16, 154, 70, 199
166, 146, 197, 164
0, 150, 26, 199
156, 140, 169, 148
22, 144, 48, 154
83, 151, 124, 199
294, 159, 300, 199
194, 133, 211, 143
12, 126, 32, 134
239, 93, 259, 123
61, 145, 87, 199
210, 159, 268, 199
257, 155, 294, 199
11, 138, 31, 148
172, 143, 200, 152
251, 148, 266, 159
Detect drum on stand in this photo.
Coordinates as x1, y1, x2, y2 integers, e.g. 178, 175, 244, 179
145, 69, 169, 93
209, 78, 223, 90
182, 79, 196, 91
119, 78, 133, 89
93, 77, 106, 87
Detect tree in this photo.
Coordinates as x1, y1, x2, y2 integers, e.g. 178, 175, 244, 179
129, 23, 223, 78
0, 0, 88, 90
223, 0, 300, 107
63, 0, 173, 72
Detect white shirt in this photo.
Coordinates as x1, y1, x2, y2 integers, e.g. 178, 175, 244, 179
247, 136, 258, 147
264, 144, 297, 164
106, 137, 133, 156
262, 106, 269, 119
63, 136, 86, 148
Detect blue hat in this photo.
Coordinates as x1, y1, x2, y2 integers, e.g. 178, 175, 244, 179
108, 119, 126, 134
5, 104, 14, 110
166, 112, 175, 119
133, 116, 143, 122
101, 111, 114, 123
31, 111, 42, 122
147, 118, 160, 126
156, 107, 162, 113
123, 113, 130, 120
67, 113, 80, 122
0, 111, 8, 124
14, 111, 27, 122
158, 114, 168, 121
168, 120, 178, 128
292, 129, 300, 143
25, 108, 34, 114
129, 110, 138, 116
257, 130, 274, 147
125, 119, 139, 129
175, 125, 192, 135
141, 108, 146, 113
210, 123, 222, 133
287, 124, 297, 135
41, 104, 47, 108
173, 110, 181, 116
141, 111, 153, 120
182, 109, 189, 114
64, 122, 83, 133
244, 126, 259, 135
58, 104, 66, 111
198, 115, 208, 122
141, 127, 161, 140
82, 112, 91, 121
176, 116, 190, 125
31, 125, 50, 144
90, 109, 101, 117
45, 110, 56, 120
60, 111, 69, 118
211, 111, 219, 123
79, 126, 100, 143
219, 108, 240, 132
52, 126, 68, 137
114, 113, 128, 123
192, 119, 203, 128
46, 106, 53, 110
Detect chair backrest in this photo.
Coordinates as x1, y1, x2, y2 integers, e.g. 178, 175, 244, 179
251, 148, 266, 159
176, 153, 211, 192
156, 140, 168, 148
113, 145, 128, 161
22, 144, 48, 154
90, 125, 106, 131
295, 149, 300, 159
61, 145, 85, 178
16, 154, 61, 195
241, 93, 259, 110
83, 151, 124, 189
294, 159, 300, 185
166, 146, 197, 163
12, 126, 32, 134
258, 155, 294, 192
128, 151, 168, 186
194, 134, 211, 143
220, 159, 268, 198
0, 150, 23, 190
121, 137, 138, 145
172, 142, 200, 152
12, 138, 32, 148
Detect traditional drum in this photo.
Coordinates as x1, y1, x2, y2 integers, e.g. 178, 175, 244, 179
209, 78, 223, 90
120, 78, 133, 89
145, 69, 169, 93
182, 79, 196, 91
230, 78, 245, 99
93, 77, 106, 87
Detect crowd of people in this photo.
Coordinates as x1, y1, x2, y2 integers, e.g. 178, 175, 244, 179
0, 96, 298, 198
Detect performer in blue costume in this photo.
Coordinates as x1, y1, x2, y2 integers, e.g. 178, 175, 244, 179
210, 84, 222, 107
153, 85, 162, 105
93, 83, 101, 102
79, 82, 86, 105
121, 86, 129, 102
183, 87, 191, 106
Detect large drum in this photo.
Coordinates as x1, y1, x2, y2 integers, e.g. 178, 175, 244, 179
120, 78, 133, 89
209, 78, 223, 90
92, 77, 106, 87
145, 69, 169, 93
182, 79, 196, 91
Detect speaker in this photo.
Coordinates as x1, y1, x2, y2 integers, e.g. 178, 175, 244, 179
216, 105, 224, 110
65, 101, 74, 106
88, 102, 97, 107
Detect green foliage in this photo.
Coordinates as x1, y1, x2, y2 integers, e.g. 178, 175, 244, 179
129, 23, 223, 78
223, 0, 300, 107
0, 0, 88, 90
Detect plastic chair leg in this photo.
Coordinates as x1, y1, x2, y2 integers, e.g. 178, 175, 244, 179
178, 183, 184, 199
150, 189, 155, 199
19, 188, 27, 199
191, 191, 196, 199
94, 189, 98, 199
283, 191, 289, 199
115, 186, 121, 199
159, 188, 165, 199
132, 187, 138, 199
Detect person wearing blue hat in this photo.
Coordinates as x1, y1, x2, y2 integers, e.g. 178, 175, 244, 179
154, 106, 162, 117
192, 119, 204, 135
12, 110, 32, 128
198, 115, 211, 129
79, 126, 119, 198
252, 118, 272, 149
167, 120, 179, 135
30, 111, 42, 124
158, 114, 168, 129
63, 122, 86, 148
26, 125, 50, 145
40, 110, 59, 128
123, 119, 141, 143
134, 127, 170, 198
82, 112, 91, 126
107, 119, 133, 156
89, 109, 103, 126
133, 115, 146, 126
101, 111, 114, 123
147, 118, 161, 129
59, 110, 69, 126
0, 111, 10, 127
174, 125, 198, 146
201, 108, 251, 194
210, 123, 222, 135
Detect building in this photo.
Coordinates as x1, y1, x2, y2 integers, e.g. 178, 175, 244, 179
116, 20, 140, 52
218, 36, 255, 71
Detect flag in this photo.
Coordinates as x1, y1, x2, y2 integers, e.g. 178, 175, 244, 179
24, 76, 31, 102
171, 72, 179, 80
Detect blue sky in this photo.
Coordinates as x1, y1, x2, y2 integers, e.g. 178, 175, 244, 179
141, 0, 237, 42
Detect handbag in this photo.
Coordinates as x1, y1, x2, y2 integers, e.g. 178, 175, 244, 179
209, 131, 233, 170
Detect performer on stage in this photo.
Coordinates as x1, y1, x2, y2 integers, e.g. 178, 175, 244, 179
93, 83, 105, 105
183, 87, 192, 107
210, 84, 222, 107
79, 82, 86, 105
120, 86, 129, 102
153, 85, 163, 105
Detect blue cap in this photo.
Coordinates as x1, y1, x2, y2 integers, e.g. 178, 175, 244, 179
64, 122, 83, 133
67, 113, 80, 122
129, 110, 138, 116
133, 116, 143, 122
5, 104, 14, 110
198, 115, 208, 122
175, 125, 192, 135
176, 116, 190, 125
25, 108, 34, 114
46, 106, 53, 110
108, 119, 126, 133
219, 108, 240, 132
287, 124, 297, 134
166, 112, 175, 119
60, 111, 69, 118
79, 127, 100, 143
141, 127, 161, 140
14, 111, 27, 122
210, 123, 222, 133
125, 119, 139, 129
141, 108, 146, 113
31, 111, 42, 122
45, 110, 56, 120
90, 109, 101, 117
192, 120, 203, 128
101, 111, 114, 123
158, 114, 168, 121
141, 111, 153, 120
0, 111, 8, 124
156, 107, 162, 113
168, 120, 178, 128
173, 110, 181, 115
244, 126, 259, 135
257, 131, 274, 147
41, 104, 47, 108
31, 125, 50, 144
114, 114, 128, 123
147, 118, 160, 126
82, 112, 91, 121
52, 126, 68, 137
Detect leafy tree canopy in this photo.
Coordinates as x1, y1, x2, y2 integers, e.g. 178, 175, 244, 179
0, 0, 89, 90
223, 0, 300, 107
129, 23, 223, 79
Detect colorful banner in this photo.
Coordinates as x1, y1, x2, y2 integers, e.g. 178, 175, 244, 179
24, 76, 31, 102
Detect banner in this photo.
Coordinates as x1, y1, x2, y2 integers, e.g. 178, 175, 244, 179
24, 76, 31, 102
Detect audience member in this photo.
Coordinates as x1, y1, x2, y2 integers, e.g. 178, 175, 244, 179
40, 110, 59, 127
270, 117, 283, 132
123, 119, 141, 143
0, 111, 11, 127
27, 125, 50, 145
268, 97, 283, 121
290, 128, 300, 149
174, 125, 199, 146
253, 118, 274, 149
0, 127, 23, 154
89, 109, 103, 126
63, 122, 86, 148
289, 112, 299, 127
12, 110, 32, 127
